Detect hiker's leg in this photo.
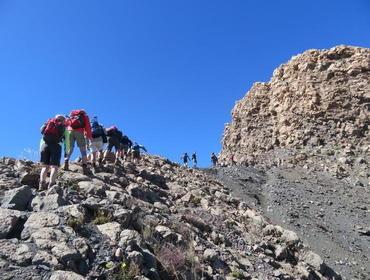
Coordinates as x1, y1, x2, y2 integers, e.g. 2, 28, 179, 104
80, 147, 88, 165
75, 131, 88, 165
104, 139, 113, 161
64, 130, 75, 161
90, 141, 97, 165
49, 165, 59, 186
39, 142, 51, 189
48, 143, 62, 186
40, 165, 49, 183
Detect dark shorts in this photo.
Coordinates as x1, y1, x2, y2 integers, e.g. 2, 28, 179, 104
120, 144, 129, 153
132, 150, 140, 159
40, 142, 62, 166
107, 137, 121, 152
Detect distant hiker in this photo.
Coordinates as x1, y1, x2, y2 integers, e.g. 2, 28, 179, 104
64, 109, 92, 175
39, 115, 66, 190
211, 152, 218, 167
89, 116, 107, 169
104, 126, 123, 165
131, 142, 147, 163
120, 134, 133, 161
181, 152, 191, 167
191, 152, 198, 168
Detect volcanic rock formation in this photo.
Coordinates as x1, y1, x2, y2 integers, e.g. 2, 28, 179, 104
220, 45, 370, 181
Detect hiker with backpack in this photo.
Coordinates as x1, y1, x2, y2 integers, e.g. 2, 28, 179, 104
39, 115, 66, 190
103, 126, 123, 165
131, 142, 147, 163
64, 109, 92, 174
191, 152, 198, 168
89, 116, 107, 169
211, 152, 218, 167
181, 152, 191, 167
120, 134, 133, 161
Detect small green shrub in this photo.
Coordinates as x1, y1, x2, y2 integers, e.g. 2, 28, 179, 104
93, 210, 112, 225
112, 262, 140, 280
67, 216, 84, 230
231, 270, 244, 279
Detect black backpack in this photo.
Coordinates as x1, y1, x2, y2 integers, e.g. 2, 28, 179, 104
91, 122, 105, 138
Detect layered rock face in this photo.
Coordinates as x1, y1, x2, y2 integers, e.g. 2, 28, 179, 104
0, 157, 339, 279
220, 46, 370, 180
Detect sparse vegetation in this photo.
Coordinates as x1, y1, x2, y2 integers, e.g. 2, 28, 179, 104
190, 196, 201, 206
156, 244, 186, 279
231, 270, 244, 279
67, 216, 84, 230
112, 262, 140, 280
93, 210, 113, 225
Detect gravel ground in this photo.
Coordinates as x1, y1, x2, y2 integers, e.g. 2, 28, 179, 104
209, 166, 370, 280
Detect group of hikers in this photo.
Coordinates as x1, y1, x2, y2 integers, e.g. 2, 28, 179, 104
181, 152, 219, 168
39, 109, 225, 191
39, 110, 146, 190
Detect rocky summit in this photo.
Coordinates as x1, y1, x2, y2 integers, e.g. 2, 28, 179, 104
220, 45, 370, 181
0, 156, 340, 280
217, 45, 370, 280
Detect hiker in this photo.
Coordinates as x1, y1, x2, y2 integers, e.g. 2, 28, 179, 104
39, 115, 66, 190
89, 116, 107, 169
104, 126, 123, 165
120, 134, 133, 161
211, 152, 218, 167
191, 152, 198, 168
181, 152, 191, 167
131, 142, 147, 163
64, 109, 92, 175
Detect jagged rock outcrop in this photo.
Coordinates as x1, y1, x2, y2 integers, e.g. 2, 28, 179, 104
220, 45, 370, 182
0, 157, 340, 279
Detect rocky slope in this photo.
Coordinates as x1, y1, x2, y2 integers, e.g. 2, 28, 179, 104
0, 156, 340, 280
220, 45, 370, 182
210, 166, 369, 280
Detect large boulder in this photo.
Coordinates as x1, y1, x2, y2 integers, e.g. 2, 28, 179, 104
21, 212, 60, 240
0, 208, 23, 238
1, 185, 33, 210
97, 222, 122, 243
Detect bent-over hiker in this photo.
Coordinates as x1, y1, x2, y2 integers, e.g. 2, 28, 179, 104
39, 115, 66, 190
89, 116, 107, 169
131, 142, 147, 163
120, 134, 133, 161
104, 126, 123, 165
64, 109, 92, 175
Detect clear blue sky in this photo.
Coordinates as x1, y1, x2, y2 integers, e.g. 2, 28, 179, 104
0, 0, 369, 166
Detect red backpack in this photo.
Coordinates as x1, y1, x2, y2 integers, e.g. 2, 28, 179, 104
69, 110, 86, 129
42, 118, 64, 140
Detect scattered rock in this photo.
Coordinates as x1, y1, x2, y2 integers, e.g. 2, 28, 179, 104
1, 185, 33, 210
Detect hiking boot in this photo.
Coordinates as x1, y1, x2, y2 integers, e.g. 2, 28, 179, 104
38, 181, 47, 191
63, 160, 69, 171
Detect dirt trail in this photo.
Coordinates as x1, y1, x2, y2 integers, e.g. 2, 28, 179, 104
207, 166, 370, 280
